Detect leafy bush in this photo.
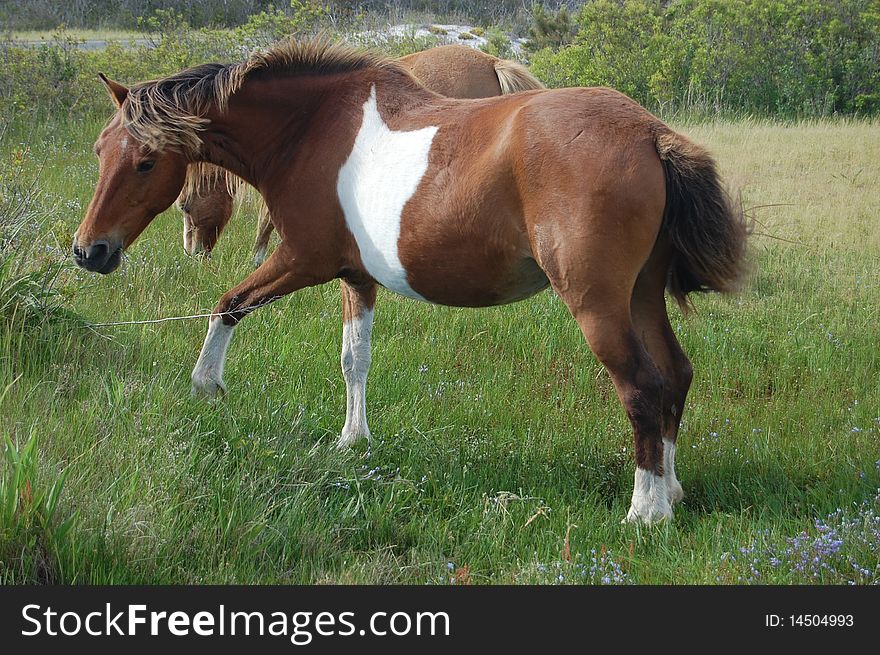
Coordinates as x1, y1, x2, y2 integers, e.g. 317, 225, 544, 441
526, 2, 576, 52
1, 1, 878, 121
480, 26, 515, 60
530, 0, 880, 117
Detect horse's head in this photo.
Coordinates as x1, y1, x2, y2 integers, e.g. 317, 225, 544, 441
177, 174, 235, 257
72, 75, 189, 274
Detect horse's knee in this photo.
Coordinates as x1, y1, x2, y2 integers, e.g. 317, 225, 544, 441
214, 290, 256, 325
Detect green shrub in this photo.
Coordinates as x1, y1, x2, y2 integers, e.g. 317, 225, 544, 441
1, 1, 878, 121
529, 0, 880, 118
480, 27, 515, 60
526, 3, 575, 53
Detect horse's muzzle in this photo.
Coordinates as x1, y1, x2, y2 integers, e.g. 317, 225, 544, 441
72, 239, 122, 274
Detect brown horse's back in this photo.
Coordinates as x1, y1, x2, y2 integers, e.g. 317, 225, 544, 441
398, 45, 503, 98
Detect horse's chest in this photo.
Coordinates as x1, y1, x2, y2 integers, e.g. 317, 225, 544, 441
336, 87, 438, 300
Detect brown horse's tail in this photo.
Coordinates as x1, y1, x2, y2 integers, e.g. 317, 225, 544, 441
493, 59, 544, 94
654, 128, 750, 311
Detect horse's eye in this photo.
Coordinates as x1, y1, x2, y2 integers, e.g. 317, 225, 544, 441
136, 160, 156, 173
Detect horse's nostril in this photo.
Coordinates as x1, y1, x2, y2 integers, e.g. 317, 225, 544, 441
84, 241, 109, 262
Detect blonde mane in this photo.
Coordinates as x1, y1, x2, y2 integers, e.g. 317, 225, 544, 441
122, 37, 391, 156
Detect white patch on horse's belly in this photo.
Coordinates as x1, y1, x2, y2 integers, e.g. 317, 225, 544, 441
336, 85, 438, 300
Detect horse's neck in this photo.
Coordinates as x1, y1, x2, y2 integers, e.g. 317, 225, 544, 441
362, 65, 440, 121
196, 67, 436, 188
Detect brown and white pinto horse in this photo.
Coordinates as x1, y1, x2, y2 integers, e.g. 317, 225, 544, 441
73, 39, 748, 523
177, 44, 543, 264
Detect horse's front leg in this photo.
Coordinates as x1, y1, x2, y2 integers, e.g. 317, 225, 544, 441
191, 242, 333, 398
338, 279, 376, 448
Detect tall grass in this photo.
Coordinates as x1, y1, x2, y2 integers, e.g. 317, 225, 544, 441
0, 123, 78, 328
0, 435, 77, 584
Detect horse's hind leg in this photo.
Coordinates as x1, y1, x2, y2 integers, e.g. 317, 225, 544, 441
569, 300, 672, 523
631, 240, 693, 506
338, 278, 376, 449
535, 237, 670, 521
252, 202, 274, 267
529, 162, 671, 522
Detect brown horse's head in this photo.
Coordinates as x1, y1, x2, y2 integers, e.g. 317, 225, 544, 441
72, 75, 189, 274
177, 175, 234, 257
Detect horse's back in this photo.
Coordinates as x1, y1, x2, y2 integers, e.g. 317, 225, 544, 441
419, 86, 666, 163
417, 86, 667, 218
398, 45, 502, 98
516, 86, 664, 153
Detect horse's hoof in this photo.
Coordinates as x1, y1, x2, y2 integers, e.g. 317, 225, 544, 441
191, 376, 226, 399
621, 510, 673, 525
623, 498, 673, 525
337, 425, 370, 450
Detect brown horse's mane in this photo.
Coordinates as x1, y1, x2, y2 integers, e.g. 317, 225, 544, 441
122, 37, 392, 156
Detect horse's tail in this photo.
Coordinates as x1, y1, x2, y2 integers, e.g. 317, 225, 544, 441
653, 128, 750, 311
493, 59, 544, 94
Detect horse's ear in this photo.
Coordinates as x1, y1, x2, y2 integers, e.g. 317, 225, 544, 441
98, 73, 129, 108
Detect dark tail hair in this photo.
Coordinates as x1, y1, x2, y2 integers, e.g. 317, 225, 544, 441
654, 129, 750, 311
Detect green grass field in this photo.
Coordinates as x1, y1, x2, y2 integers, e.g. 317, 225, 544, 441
1, 116, 878, 584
